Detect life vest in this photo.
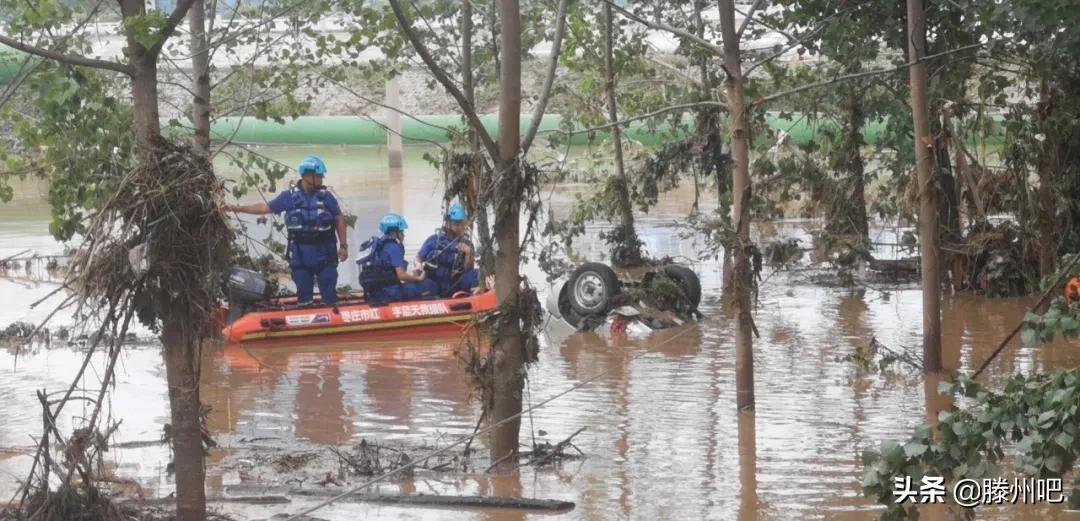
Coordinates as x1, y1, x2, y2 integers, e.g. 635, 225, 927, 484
284, 184, 335, 244
357, 235, 401, 294
421, 228, 466, 282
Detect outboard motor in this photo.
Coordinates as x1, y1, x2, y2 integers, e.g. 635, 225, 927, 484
223, 267, 272, 325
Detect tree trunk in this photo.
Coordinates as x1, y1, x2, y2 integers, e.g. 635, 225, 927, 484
691, 0, 710, 87
719, 0, 754, 411
188, 0, 211, 154
952, 125, 987, 223
162, 322, 208, 521
603, 1, 637, 266
1036, 80, 1057, 279
845, 88, 869, 241
934, 130, 961, 247
462, 0, 494, 276
736, 411, 758, 521
462, 0, 474, 113
133, 56, 210, 521
125, 3, 208, 517
907, 0, 941, 373
934, 119, 964, 291
691, 0, 722, 217
489, 0, 501, 80
490, 0, 523, 467
130, 62, 163, 154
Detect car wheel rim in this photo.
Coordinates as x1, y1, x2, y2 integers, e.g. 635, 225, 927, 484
573, 272, 606, 311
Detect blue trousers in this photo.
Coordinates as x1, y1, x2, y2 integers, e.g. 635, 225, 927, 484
437, 268, 480, 296
375, 279, 440, 303
290, 242, 339, 305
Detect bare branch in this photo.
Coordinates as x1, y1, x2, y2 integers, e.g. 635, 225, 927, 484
0, 54, 41, 111
521, 0, 569, 154
341, 103, 449, 151
207, 0, 245, 63
318, 71, 459, 136
205, 0, 308, 63
603, 0, 732, 78
752, 42, 984, 106
149, 0, 198, 57
736, 0, 766, 39
644, 53, 702, 85
387, 0, 499, 159
542, 101, 727, 138
407, 0, 463, 72
743, 4, 861, 76
735, 3, 798, 44
0, 34, 133, 75
743, 22, 826, 76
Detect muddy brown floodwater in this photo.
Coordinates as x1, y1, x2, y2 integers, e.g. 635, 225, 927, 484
1, 146, 1079, 520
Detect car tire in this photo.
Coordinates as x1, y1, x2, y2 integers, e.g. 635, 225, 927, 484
660, 264, 702, 311
567, 262, 621, 317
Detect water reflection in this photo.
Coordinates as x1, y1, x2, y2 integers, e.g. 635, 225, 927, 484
478, 472, 525, 521
389, 165, 404, 213
738, 411, 759, 521
0, 147, 1076, 520
207, 339, 473, 446
294, 351, 352, 444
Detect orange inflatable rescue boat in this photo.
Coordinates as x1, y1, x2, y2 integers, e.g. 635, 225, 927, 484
218, 267, 496, 344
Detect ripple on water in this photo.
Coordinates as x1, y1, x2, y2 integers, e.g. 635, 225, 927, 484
0, 158, 1075, 519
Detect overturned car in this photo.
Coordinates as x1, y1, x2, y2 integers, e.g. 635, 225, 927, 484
546, 262, 703, 334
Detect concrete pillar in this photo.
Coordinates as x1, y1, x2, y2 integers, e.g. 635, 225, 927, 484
386, 76, 403, 170
389, 167, 404, 214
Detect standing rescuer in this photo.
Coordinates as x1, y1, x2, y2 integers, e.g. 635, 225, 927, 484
227, 155, 348, 306
357, 213, 439, 304
416, 202, 480, 297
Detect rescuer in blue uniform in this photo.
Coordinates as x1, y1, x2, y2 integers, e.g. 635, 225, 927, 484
415, 203, 480, 297
227, 155, 348, 306
357, 213, 439, 304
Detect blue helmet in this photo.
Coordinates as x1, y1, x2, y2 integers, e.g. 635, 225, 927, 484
298, 155, 327, 177
379, 213, 408, 234
446, 202, 467, 222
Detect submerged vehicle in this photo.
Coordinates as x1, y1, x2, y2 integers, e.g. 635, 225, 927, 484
218, 260, 701, 344
546, 262, 703, 333
218, 267, 496, 344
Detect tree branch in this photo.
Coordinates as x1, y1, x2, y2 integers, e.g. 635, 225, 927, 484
542, 101, 727, 138
149, 0, 198, 57
318, 71, 459, 136
521, 0, 569, 154
736, 0, 766, 39
603, 0, 732, 78
735, 3, 798, 45
644, 53, 702, 85
387, 0, 499, 159
742, 4, 858, 76
0, 34, 133, 75
752, 42, 984, 106
743, 22, 826, 76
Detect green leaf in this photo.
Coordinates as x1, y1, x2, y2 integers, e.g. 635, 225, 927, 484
1037, 410, 1056, 427
1055, 432, 1073, 448
1021, 327, 1039, 346
1045, 306, 1062, 320
904, 442, 928, 457
122, 12, 169, 50
882, 441, 905, 467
